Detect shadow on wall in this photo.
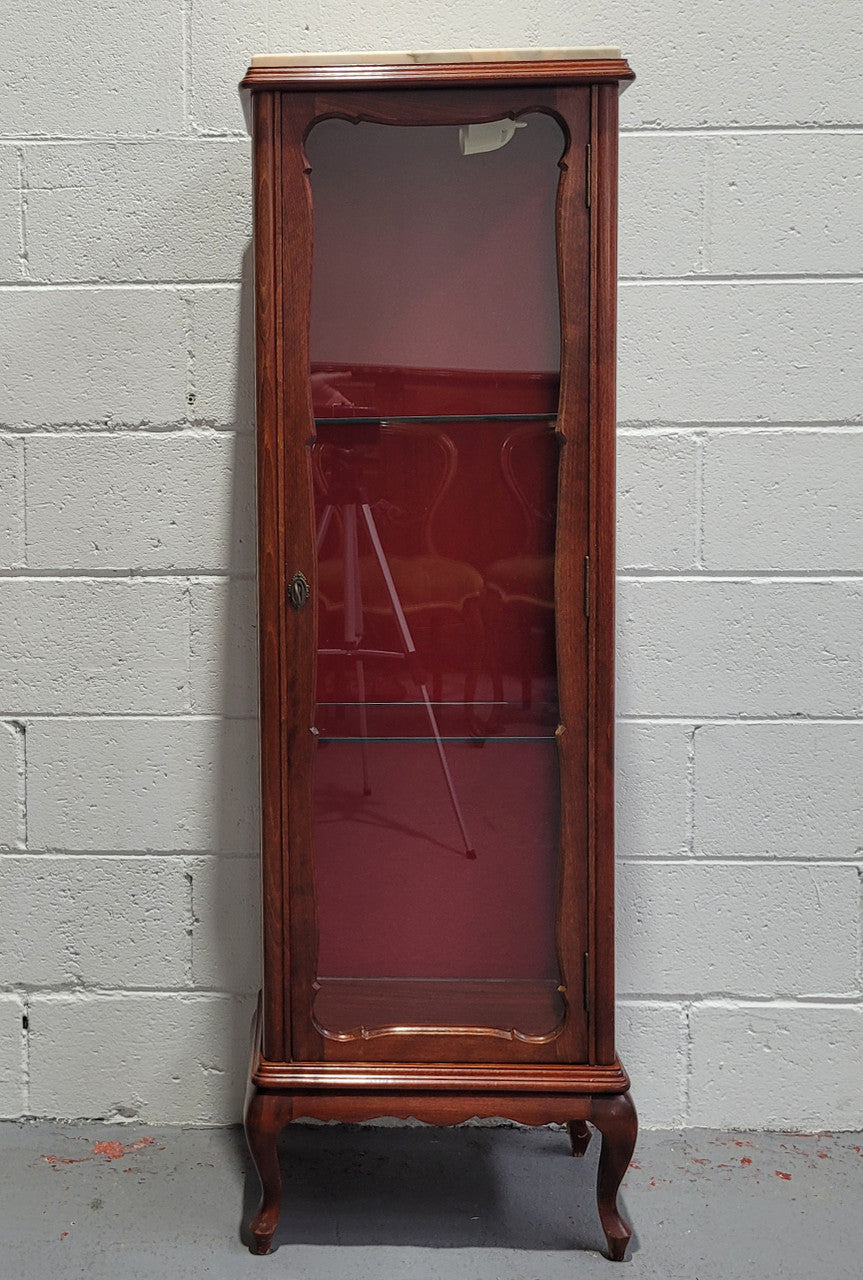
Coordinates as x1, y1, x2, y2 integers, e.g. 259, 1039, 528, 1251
209, 238, 262, 1114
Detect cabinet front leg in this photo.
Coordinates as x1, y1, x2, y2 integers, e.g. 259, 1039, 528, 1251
244, 1086, 293, 1255
591, 1092, 637, 1262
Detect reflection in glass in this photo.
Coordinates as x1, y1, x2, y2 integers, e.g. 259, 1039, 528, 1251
307, 114, 566, 1041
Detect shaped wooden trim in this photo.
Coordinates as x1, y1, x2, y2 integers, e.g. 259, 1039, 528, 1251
242, 57, 634, 93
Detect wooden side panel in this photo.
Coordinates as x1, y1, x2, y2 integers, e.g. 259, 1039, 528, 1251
278, 93, 327, 1061
551, 85, 592, 1063
253, 91, 287, 1062
588, 84, 621, 1065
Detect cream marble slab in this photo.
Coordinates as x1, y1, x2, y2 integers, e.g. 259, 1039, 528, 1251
250, 47, 621, 68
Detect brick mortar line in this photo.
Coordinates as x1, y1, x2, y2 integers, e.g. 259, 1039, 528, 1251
622, 994, 863, 1006
0, 427, 249, 439
4, 125, 863, 144
617, 715, 863, 724
618, 424, 863, 435
19, 989, 249, 1000
0, 572, 252, 581
3, 570, 863, 582
3, 852, 858, 866
0, 424, 252, 435
180, 0, 192, 136
0, 852, 258, 860
1, 713, 860, 724
7, 989, 860, 1006
4, 424, 862, 438
682, 1000, 694, 1126
3, 276, 863, 291
619, 572, 863, 580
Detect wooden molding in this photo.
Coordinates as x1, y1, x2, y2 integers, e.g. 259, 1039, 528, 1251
241, 58, 634, 93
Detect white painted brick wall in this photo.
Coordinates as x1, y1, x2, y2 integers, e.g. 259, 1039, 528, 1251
1, 2, 861, 1131
26, 435, 255, 573
26, 719, 259, 853
0, 857, 190, 988
0, 151, 19, 281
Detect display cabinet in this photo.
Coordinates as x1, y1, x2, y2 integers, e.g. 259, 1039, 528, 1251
240, 47, 636, 1261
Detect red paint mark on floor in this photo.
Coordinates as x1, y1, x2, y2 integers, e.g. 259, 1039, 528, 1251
733, 1139, 754, 1148
691, 1157, 709, 1165
816, 1151, 829, 1159
628, 1161, 641, 1170
43, 1135, 158, 1168
740, 1157, 752, 1166
92, 1136, 155, 1160
59, 1233, 68, 1241
775, 1170, 792, 1181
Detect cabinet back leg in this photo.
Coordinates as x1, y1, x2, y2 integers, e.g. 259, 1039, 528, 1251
567, 1119, 592, 1157
591, 1092, 637, 1261
244, 1086, 293, 1255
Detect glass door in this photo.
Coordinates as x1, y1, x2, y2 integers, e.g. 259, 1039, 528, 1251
293, 94, 590, 1061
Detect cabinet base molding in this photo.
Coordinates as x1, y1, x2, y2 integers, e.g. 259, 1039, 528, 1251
244, 998, 637, 1261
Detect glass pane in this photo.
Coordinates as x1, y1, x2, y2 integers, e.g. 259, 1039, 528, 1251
307, 115, 562, 419
308, 114, 564, 1042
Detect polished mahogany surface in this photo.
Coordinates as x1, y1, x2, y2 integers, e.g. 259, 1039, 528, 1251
245, 64, 636, 1261
306, 115, 567, 1038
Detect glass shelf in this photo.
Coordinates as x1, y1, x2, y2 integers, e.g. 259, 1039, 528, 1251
315, 699, 559, 742
314, 412, 557, 425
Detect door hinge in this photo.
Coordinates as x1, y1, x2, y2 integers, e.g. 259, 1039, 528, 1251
585, 143, 591, 208
583, 555, 590, 617
583, 952, 591, 1013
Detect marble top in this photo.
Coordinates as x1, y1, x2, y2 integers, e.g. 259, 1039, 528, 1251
250, 47, 621, 68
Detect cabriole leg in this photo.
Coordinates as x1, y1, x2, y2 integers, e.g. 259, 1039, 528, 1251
244, 1085, 293, 1255
591, 1092, 638, 1262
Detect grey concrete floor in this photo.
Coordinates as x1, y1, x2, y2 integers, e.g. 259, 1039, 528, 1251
0, 1121, 860, 1279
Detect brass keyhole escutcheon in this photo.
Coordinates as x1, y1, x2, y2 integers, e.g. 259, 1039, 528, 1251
288, 571, 310, 610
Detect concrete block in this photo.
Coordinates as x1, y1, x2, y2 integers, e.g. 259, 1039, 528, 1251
189, 856, 261, 992
616, 722, 690, 858
189, 0, 268, 133
26, 434, 256, 574
189, 579, 258, 715
618, 863, 859, 998
617, 1001, 686, 1128
0, 436, 24, 567
0, 994, 25, 1119
25, 141, 251, 283
27, 718, 259, 853
0, 289, 186, 429
264, 3, 863, 129
695, 723, 863, 859
618, 433, 698, 570
1, 0, 183, 136
0, 148, 19, 281
613, 0, 863, 129
707, 135, 863, 276
0, 581, 187, 715
0, 857, 189, 988
28, 993, 250, 1123
189, 286, 255, 431
618, 283, 863, 424
0, 722, 22, 848
703, 431, 863, 571
619, 135, 705, 278
689, 1003, 863, 1130
618, 580, 863, 717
